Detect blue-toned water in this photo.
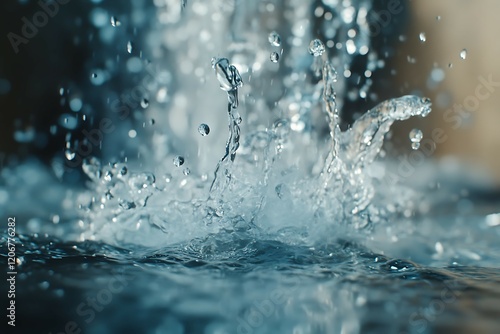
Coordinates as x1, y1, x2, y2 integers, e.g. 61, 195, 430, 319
1, 1, 500, 333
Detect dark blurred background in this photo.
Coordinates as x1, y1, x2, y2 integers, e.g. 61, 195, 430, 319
0, 0, 407, 166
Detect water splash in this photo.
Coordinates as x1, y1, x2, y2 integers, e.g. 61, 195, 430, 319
4, 0, 435, 248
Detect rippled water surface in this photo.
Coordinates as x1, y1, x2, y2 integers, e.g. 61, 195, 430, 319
2, 210, 500, 333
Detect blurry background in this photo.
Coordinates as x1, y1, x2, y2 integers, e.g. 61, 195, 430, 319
392, 0, 500, 184
0, 0, 499, 185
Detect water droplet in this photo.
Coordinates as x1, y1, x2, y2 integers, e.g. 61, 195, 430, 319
270, 51, 280, 63
268, 31, 281, 47
110, 16, 121, 27
183, 168, 191, 176
308, 39, 325, 57
104, 170, 113, 182
409, 128, 423, 150
409, 129, 423, 142
211, 57, 243, 92
198, 123, 210, 136
140, 98, 149, 108
435, 242, 444, 254
448, 63, 453, 68
460, 48, 467, 60
119, 166, 128, 176
436, 15, 441, 21
91, 73, 98, 78
419, 32, 426, 43
173, 156, 185, 167
64, 149, 76, 160
127, 41, 133, 54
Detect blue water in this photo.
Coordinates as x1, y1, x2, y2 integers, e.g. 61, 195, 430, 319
2, 213, 500, 333
1, 1, 500, 333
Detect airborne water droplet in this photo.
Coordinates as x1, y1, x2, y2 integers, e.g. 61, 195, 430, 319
183, 168, 191, 176
110, 16, 121, 27
65, 150, 76, 160
127, 41, 133, 54
198, 123, 210, 136
270, 51, 280, 63
211, 57, 243, 92
460, 48, 467, 60
104, 170, 113, 182
140, 98, 149, 108
409, 128, 423, 150
308, 39, 325, 57
268, 31, 281, 47
173, 156, 185, 167
419, 32, 426, 43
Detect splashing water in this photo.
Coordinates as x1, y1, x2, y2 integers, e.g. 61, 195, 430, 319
2, 2, 500, 333
209, 57, 243, 197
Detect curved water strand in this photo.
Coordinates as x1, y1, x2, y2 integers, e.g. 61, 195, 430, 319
313, 60, 346, 219
321, 61, 343, 181
340, 96, 432, 217
343, 96, 432, 169
209, 58, 243, 198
